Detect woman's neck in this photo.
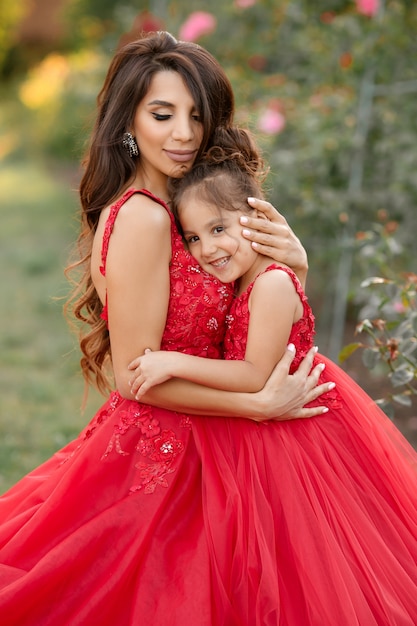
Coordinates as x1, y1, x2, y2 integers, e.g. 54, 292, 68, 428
130, 171, 171, 206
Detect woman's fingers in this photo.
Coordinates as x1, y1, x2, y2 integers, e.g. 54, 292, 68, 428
282, 404, 329, 420
246, 197, 285, 223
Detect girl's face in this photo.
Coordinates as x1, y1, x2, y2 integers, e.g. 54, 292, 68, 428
179, 189, 260, 285
133, 71, 204, 185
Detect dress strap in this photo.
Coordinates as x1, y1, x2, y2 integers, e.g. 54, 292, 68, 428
249, 264, 310, 315
100, 188, 171, 277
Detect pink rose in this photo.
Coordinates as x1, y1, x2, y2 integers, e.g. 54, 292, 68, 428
234, 0, 257, 7
258, 106, 286, 135
355, 0, 379, 17
179, 12, 217, 42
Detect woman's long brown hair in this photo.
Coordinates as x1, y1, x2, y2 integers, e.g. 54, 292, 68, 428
65, 31, 235, 395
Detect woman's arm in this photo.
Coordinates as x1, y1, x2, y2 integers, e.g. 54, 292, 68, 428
137, 346, 331, 421
100, 193, 171, 396
241, 198, 308, 288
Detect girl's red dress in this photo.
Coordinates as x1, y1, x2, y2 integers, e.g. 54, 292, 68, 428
0, 190, 416, 625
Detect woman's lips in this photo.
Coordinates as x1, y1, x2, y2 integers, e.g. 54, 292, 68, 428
164, 150, 197, 163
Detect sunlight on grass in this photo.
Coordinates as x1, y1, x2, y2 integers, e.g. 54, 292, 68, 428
0, 160, 103, 492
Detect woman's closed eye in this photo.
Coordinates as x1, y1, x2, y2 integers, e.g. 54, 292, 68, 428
152, 113, 171, 121
151, 113, 201, 122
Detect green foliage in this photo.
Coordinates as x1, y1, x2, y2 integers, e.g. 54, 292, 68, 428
340, 273, 417, 419
0, 161, 103, 491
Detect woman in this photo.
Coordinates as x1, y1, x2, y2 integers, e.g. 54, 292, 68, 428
0, 32, 332, 624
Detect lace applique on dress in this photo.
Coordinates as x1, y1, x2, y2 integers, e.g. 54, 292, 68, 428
224, 264, 343, 410
99, 401, 186, 494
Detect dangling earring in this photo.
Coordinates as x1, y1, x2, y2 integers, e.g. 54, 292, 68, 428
122, 132, 139, 158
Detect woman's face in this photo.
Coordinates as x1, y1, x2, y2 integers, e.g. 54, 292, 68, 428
133, 70, 204, 184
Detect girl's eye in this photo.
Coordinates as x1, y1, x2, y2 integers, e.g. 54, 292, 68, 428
152, 113, 171, 121
187, 235, 199, 245
213, 226, 224, 235
192, 114, 201, 122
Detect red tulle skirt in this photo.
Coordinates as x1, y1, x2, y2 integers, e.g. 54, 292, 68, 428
1, 356, 417, 625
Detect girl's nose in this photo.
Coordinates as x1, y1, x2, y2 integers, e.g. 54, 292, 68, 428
201, 238, 217, 259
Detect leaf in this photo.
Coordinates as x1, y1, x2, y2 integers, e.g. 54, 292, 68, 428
390, 369, 415, 387
356, 319, 373, 334
339, 342, 361, 362
386, 282, 399, 299
362, 348, 380, 369
392, 393, 412, 407
360, 277, 391, 288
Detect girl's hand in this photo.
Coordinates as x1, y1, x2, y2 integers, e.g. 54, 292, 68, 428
254, 345, 335, 421
242, 198, 308, 287
128, 349, 174, 399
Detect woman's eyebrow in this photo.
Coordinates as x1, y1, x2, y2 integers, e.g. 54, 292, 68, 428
147, 99, 173, 106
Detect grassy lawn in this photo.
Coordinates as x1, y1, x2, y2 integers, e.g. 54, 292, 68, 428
0, 160, 102, 492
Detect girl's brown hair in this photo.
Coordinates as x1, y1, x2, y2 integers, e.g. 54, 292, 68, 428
66, 31, 235, 395
170, 126, 267, 227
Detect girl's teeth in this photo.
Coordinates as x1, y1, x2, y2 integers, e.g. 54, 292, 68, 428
212, 258, 228, 267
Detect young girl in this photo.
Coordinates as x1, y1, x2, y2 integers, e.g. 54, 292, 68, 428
129, 127, 417, 625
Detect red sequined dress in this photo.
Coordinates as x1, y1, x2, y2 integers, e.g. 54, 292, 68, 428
0, 190, 416, 625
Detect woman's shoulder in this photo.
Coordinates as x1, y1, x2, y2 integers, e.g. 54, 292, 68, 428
113, 189, 171, 228
93, 188, 172, 281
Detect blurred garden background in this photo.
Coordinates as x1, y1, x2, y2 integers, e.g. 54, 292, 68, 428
0, 0, 416, 491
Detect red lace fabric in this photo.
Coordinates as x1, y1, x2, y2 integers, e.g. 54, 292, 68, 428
93, 189, 234, 493
224, 264, 342, 409
100, 189, 233, 358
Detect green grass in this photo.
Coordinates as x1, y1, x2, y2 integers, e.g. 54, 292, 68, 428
0, 161, 102, 492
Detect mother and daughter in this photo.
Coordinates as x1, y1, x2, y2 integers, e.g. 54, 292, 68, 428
0, 30, 416, 625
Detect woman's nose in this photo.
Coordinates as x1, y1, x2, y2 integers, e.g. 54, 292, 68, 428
171, 115, 194, 141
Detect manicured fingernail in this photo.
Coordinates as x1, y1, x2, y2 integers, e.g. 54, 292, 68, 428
322, 407, 329, 413
251, 242, 258, 249
240, 216, 248, 224
287, 343, 295, 352
313, 346, 319, 353
319, 363, 326, 371
328, 382, 336, 390
242, 229, 251, 236
247, 197, 255, 204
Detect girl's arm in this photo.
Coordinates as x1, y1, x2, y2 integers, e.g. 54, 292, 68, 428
130, 350, 268, 398
129, 269, 302, 398
241, 198, 308, 288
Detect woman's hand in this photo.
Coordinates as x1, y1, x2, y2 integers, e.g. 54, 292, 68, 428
251, 345, 334, 422
242, 198, 308, 287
